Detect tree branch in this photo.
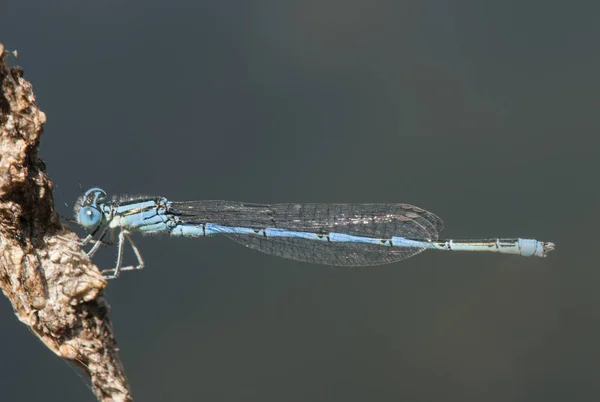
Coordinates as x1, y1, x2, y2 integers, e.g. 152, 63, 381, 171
0, 43, 133, 401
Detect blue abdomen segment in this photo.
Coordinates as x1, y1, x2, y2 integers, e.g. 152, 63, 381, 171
167, 221, 431, 266
170, 222, 428, 245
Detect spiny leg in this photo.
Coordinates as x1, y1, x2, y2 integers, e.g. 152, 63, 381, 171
101, 229, 145, 279
117, 232, 145, 273
101, 229, 127, 279
56, 224, 105, 247
87, 226, 112, 257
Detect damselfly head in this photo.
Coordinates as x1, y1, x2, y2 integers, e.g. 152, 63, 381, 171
73, 188, 107, 230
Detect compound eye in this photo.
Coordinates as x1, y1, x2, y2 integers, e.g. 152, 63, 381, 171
82, 188, 107, 207
77, 206, 103, 229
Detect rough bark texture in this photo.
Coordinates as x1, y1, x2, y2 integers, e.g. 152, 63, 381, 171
0, 43, 133, 401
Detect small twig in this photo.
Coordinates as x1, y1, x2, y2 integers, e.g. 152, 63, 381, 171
0, 43, 133, 401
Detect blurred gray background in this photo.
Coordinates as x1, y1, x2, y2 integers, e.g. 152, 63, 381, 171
2, 1, 599, 401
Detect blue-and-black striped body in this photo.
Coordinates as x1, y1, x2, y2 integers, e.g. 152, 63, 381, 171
74, 189, 554, 268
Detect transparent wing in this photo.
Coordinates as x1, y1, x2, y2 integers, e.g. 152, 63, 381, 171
169, 201, 444, 266
225, 233, 426, 266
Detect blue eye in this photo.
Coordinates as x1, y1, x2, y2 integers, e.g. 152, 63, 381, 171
77, 206, 103, 229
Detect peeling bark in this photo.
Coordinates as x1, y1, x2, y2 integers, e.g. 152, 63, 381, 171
0, 43, 133, 401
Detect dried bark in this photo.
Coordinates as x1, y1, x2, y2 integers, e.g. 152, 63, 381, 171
0, 43, 133, 401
